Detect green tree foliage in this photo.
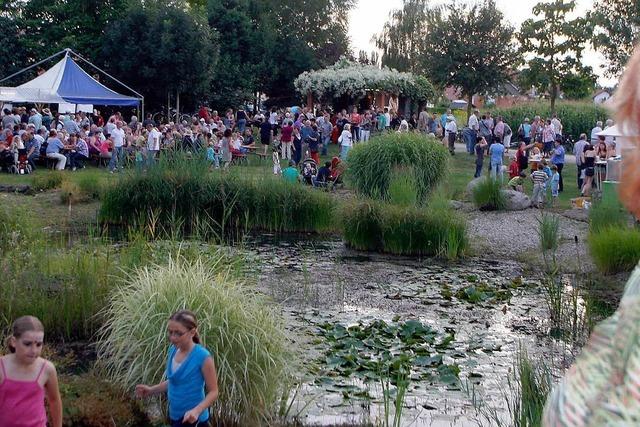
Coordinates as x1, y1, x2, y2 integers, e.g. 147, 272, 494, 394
0, 17, 30, 80
11, 0, 128, 63
422, 0, 519, 118
374, 0, 431, 72
560, 67, 598, 100
592, 0, 640, 77
519, 0, 591, 112
260, 0, 355, 105
101, 5, 218, 109
207, 0, 275, 109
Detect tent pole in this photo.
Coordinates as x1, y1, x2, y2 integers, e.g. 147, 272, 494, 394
69, 49, 144, 99
0, 48, 68, 84
140, 98, 144, 122
176, 90, 179, 124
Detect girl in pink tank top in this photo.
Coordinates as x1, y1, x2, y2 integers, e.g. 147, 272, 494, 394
0, 316, 62, 427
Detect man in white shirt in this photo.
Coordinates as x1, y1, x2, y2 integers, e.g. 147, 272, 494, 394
603, 118, 615, 149
108, 121, 126, 173
551, 114, 563, 138
445, 115, 458, 155
146, 124, 161, 167
590, 121, 603, 144
573, 133, 588, 190
466, 109, 479, 154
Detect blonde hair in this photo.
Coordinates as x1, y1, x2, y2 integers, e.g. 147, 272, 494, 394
6, 316, 44, 353
614, 45, 640, 217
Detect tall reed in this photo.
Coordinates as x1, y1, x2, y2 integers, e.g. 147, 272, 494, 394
100, 157, 336, 237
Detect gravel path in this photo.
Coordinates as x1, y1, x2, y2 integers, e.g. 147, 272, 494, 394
463, 204, 592, 272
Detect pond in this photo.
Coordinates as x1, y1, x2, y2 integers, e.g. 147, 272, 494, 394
238, 234, 573, 426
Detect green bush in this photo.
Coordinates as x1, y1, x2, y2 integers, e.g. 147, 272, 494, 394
472, 178, 507, 211
588, 226, 640, 274
346, 133, 449, 204
31, 171, 64, 191
492, 101, 608, 140
589, 197, 628, 234
96, 257, 290, 425
99, 157, 336, 236
342, 199, 467, 257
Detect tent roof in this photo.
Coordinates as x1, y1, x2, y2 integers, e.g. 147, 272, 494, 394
0, 53, 140, 106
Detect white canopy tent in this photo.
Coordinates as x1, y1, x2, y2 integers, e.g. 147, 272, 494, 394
0, 48, 143, 116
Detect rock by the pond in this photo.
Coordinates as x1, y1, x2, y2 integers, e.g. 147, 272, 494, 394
502, 189, 530, 210
561, 208, 589, 222
466, 177, 484, 196
0, 184, 32, 194
449, 200, 464, 210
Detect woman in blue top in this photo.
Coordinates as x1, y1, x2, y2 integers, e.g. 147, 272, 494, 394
136, 310, 219, 427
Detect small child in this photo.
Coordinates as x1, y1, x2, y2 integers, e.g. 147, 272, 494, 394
508, 157, 520, 179
206, 141, 219, 169
541, 159, 553, 198
509, 171, 526, 192
134, 147, 144, 172
531, 163, 549, 208
272, 146, 281, 175
0, 316, 62, 427
550, 164, 560, 205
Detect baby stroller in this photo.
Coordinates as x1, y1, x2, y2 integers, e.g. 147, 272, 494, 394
0, 150, 16, 173
300, 157, 318, 185
15, 150, 32, 175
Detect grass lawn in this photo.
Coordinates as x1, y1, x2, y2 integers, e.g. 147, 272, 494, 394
444, 144, 581, 211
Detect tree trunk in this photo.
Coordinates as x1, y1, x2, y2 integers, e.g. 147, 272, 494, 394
466, 94, 473, 123
550, 83, 557, 115
176, 90, 180, 122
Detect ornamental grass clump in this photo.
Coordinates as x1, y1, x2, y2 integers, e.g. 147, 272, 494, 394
472, 177, 507, 211
96, 257, 291, 425
346, 133, 449, 205
588, 226, 640, 274
341, 199, 466, 257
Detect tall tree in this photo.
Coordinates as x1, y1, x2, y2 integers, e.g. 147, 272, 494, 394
592, 0, 640, 77
374, 0, 430, 72
14, 0, 128, 63
421, 0, 519, 119
102, 5, 218, 110
560, 66, 598, 100
519, 0, 591, 112
207, 0, 275, 109
260, 0, 355, 105
0, 16, 30, 80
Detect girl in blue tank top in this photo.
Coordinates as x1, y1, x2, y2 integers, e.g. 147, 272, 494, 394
136, 310, 219, 427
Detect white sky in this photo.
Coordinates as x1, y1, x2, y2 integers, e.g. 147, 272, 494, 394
348, 0, 616, 86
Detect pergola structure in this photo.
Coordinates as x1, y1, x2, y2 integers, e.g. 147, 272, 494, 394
294, 59, 434, 114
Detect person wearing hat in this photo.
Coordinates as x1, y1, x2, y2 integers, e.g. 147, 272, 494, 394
517, 117, 532, 144
28, 108, 42, 130
41, 108, 53, 130
444, 115, 458, 155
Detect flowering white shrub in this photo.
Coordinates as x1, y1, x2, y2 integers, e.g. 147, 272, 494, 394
294, 58, 435, 102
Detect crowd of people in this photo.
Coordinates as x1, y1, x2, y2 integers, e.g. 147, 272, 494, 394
0, 104, 620, 205
455, 108, 619, 207
0, 104, 427, 184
